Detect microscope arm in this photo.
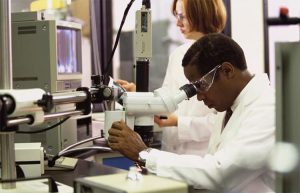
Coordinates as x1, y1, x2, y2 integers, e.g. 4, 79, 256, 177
123, 83, 197, 116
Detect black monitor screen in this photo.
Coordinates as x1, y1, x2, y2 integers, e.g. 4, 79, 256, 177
57, 28, 81, 74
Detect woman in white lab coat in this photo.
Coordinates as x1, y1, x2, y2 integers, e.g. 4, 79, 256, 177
108, 34, 275, 193
117, 0, 227, 155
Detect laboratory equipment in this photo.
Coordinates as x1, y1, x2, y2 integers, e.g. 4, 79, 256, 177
11, 11, 91, 155
104, 83, 197, 145
14, 143, 44, 178
0, 82, 114, 190
12, 78, 117, 155
1, 0, 16, 188
0, 87, 90, 191
0, 89, 46, 125
133, 0, 155, 144
0, 88, 92, 129
12, 11, 83, 93
134, 0, 152, 92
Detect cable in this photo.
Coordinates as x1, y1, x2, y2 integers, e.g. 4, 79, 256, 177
59, 146, 112, 157
60, 135, 105, 154
48, 136, 107, 167
104, 0, 136, 76
16, 117, 70, 134
48, 146, 112, 167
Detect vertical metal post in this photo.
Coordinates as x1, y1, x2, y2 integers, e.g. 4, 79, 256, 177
0, 0, 13, 89
0, 0, 16, 189
1, 133, 16, 189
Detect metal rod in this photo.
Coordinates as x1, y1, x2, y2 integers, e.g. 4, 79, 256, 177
1, 133, 16, 189
6, 110, 83, 128
52, 91, 87, 105
0, 0, 16, 189
44, 110, 83, 121
6, 117, 32, 127
0, 0, 12, 89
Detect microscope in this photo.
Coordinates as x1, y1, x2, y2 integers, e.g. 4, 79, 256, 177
73, 80, 197, 193
104, 82, 198, 146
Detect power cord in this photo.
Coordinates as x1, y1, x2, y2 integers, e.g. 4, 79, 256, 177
60, 135, 105, 154
48, 146, 112, 167
47, 136, 111, 167
104, 0, 136, 76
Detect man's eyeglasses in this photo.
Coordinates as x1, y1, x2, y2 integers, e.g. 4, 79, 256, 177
174, 12, 186, 23
192, 65, 221, 93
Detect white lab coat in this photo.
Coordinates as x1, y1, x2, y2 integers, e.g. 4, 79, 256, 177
146, 74, 275, 193
161, 41, 216, 155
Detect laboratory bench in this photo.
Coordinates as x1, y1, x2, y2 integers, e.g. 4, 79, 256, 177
42, 121, 208, 192
44, 159, 126, 187
44, 154, 211, 193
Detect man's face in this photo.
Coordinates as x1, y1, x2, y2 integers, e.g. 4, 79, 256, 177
184, 64, 231, 112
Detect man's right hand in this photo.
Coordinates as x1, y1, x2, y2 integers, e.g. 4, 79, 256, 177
115, 79, 136, 92
108, 120, 147, 162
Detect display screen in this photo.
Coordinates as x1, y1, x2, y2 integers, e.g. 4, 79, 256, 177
57, 28, 82, 74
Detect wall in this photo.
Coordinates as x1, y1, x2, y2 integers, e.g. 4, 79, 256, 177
231, 0, 265, 74
11, 0, 35, 12
112, 0, 174, 30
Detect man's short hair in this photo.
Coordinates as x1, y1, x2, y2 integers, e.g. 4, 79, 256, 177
182, 33, 247, 75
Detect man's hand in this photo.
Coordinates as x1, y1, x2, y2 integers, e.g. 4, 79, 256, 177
115, 79, 136, 92
108, 120, 147, 162
154, 114, 178, 127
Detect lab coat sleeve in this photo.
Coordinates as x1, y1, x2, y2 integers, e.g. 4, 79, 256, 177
177, 112, 216, 142
162, 42, 192, 89
161, 42, 215, 154
164, 47, 216, 143
145, 101, 275, 192
162, 52, 177, 88
160, 49, 181, 116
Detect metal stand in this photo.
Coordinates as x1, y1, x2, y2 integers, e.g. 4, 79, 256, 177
136, 60, 149, 92
1, 133, 16, 189
0, 0, 16, 189
0, 0, 12, 88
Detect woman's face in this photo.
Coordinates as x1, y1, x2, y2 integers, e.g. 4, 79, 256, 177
175, 0, 201, 40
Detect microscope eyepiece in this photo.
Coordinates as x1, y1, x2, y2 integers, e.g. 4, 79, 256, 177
179, 84, 197, 99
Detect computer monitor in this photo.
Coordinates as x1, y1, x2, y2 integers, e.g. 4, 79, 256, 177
12, 12, 91, 156
57, 26, 82, 79
12, 12, 82, 93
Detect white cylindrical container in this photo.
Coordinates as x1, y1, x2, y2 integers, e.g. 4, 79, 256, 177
104, 110, 126, 140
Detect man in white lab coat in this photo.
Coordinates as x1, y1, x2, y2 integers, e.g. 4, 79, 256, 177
108, 33, 275, 193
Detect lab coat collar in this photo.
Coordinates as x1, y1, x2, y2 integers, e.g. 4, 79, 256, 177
208, 73, 272, 153
231, 73, 270, 112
